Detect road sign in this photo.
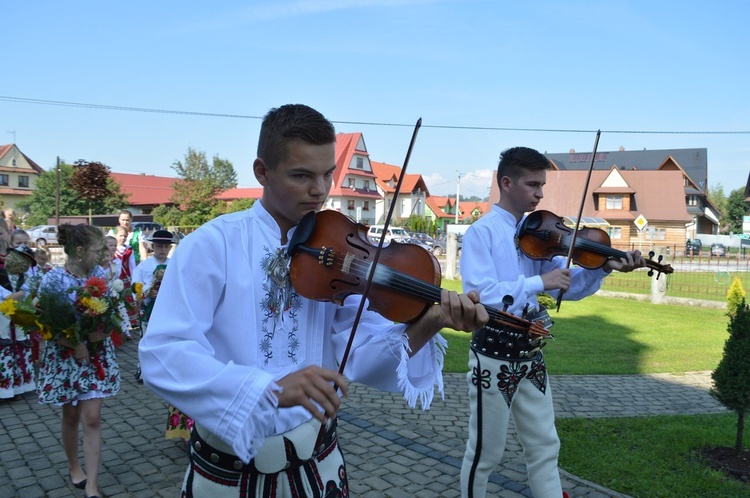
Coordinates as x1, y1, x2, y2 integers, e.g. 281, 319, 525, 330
634, 214, 648, 232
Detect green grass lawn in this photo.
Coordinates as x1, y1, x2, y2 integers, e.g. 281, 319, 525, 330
436, 279, 747, 496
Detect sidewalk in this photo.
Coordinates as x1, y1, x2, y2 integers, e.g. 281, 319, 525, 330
0, 337, 727, 498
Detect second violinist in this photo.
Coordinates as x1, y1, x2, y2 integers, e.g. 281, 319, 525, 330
460, 146, 644, 498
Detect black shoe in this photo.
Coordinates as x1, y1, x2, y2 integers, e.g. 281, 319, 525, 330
70, 475, 87, 489
135, 366, 143, 384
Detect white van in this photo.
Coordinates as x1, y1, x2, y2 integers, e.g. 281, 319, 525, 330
367, 225, 410, 244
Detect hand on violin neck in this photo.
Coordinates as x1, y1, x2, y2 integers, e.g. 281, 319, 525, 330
406, 289, 489, 356
541, 268, 571, 292
604, 250, 645, 273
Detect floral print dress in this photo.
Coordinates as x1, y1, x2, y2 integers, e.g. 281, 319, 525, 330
0, 272, 35, 399
36, 266, 121, 406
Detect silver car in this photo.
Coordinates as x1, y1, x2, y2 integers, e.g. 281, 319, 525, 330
27, 225, 58, 246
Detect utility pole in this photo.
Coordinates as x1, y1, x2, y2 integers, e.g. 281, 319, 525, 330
55, 157, 60, 225
455, 171, 461, 224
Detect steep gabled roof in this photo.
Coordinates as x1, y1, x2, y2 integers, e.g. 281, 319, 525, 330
0, 144, 45, 174
329, 132, 378, 198
533, 169, 692, 222
110, 172, 180, 206
370, 161, 429, 195
545, 147, 708, 192
425, 197, 455, 219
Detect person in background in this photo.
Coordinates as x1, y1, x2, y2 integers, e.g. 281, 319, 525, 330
139, 104, 489, 497
100, 236, 132, 341
4, 209, 18, 231
107, 210, 147, 264
131, 230, 173, 382
113, 226, 139, 332
459, 146, 645, 498
0, 246, 37, 400
0, 219, 10, 269
36, 224, 121, 498
10, 229, 30, 248
34, 247, 53, 274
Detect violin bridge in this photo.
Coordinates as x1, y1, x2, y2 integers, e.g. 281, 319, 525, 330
341, 251, 354, 274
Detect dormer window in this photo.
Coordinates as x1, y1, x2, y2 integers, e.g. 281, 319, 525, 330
605, 195, 623, 210
348, 178, 355, 188
356, 157, 364, 169
364, 180, 370, 190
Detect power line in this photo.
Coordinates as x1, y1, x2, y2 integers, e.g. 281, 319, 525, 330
2, 95, 749, 136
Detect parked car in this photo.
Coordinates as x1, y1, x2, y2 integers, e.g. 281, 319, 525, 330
367, 225, 410, 244
405, 236, 433, 251
27, 225, 58, 246
685, 239, 702, 256
432, 233, 463, 256
710, 243, 726, 257
411, 232, 435, 248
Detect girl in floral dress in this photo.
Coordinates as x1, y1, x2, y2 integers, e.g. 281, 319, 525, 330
102, 235, 131, 340
0, 247, 36, 399
36, 224, 120, 498
113, 226, 138, 332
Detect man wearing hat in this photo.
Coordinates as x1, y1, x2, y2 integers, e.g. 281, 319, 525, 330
132, 230, 174, 382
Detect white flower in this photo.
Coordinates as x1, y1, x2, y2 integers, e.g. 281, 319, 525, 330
112, 279, 125, 293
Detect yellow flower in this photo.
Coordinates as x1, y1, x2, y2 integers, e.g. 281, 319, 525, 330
133, 282, 144, 300
63, 327, 77, 340
0, 298, 17, 316
80, 296, 109, 315
39, 324, 52, 341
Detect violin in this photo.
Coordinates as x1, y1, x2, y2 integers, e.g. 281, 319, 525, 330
288, 210, 551, 339
517, 210, 674, 278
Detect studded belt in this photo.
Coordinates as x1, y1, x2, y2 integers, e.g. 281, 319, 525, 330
190, 418, 337, 474
470, 324, 545, 361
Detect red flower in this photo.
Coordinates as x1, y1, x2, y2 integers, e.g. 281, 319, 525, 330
84, 277, 108, 298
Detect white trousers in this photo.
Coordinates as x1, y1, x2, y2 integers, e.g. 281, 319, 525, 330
460, 349, 562, 498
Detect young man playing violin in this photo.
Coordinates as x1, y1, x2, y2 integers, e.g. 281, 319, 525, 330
139, 104, 489, 498
459, 146, 645, 498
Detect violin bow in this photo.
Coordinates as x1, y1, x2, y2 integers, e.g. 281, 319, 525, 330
313, 118, 422, 445
555, 129, 601, 312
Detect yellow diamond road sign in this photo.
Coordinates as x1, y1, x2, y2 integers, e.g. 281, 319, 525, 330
634, 214, 648, 231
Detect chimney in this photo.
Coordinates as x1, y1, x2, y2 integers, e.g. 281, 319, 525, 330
569, 149, 575, 154
619, 146, 625, 151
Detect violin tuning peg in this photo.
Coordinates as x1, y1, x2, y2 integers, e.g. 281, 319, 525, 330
648, 269, 654, 277
657, 254, 663, 263
648, 250, 655, 259
502, 295, 514, 312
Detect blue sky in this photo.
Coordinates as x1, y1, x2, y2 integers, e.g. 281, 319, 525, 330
3, 0, 748, 198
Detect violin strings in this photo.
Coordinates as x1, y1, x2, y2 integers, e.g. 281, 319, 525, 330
324, 249, 536, 332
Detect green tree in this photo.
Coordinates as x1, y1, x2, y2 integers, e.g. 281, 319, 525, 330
151, 204, 184, 227
710, 299, 750, 456
727, 277, 747, 318
69, 160, 116, 224
707, 184, 729, 232
170, 148, 238, 225
725, 187, 749, 235
17, 162, 129, 226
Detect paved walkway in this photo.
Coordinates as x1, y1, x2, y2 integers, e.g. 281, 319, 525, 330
0, 338, 728, 498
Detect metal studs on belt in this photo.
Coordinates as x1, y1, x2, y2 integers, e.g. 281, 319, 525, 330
233, 460, 243, 470
210, 453, 220, 463
194, 441, 202, 451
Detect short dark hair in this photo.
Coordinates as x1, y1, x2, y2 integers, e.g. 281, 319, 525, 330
496, 146, 551, 187
257, 104, 336, 169
57, 223, 103, 257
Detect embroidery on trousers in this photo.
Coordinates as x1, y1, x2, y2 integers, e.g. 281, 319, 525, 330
496, 362, 529, 407
471, 366, 492, 389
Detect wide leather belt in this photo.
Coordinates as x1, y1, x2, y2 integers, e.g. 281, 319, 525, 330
191, 418, 337, 474
471, 325, 544, 361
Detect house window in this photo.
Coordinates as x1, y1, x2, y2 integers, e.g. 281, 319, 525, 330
363, 201, 370, 211
687, 195, 698, 206
606, 227, 622, 239
605, 195, 622, 209
645, 227, 666, 240
356, 157, 364, 169
347, 200, 355, 210
11, 159, 16, 166
18, 175, 29, 188
0, 175, 8, 186
364, 180, 370, 190
348, 178, 355, 188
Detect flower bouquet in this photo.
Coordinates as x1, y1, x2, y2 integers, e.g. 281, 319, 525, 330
0, 296, 42, 329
